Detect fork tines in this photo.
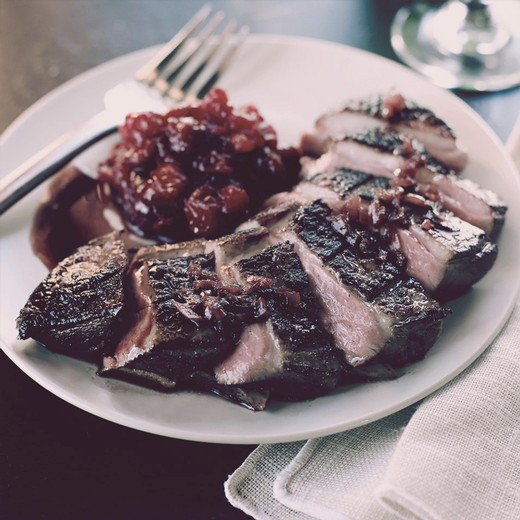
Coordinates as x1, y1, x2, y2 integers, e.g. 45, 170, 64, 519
135, 4, 249, 103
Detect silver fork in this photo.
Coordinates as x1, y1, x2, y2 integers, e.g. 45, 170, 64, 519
0, 5, 249, 215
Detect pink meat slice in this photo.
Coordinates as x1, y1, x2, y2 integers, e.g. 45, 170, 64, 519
301, 136, 504, 237
103, 263, 155, 370
301, 93, 468, 172
211, 229, 284, 385
285, 232, 392, 366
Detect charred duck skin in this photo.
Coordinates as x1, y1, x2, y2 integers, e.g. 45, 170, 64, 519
102, 244, 263, 389
283, 201, 447, 368
17, 232, 129, 359
212, 231, 344, 401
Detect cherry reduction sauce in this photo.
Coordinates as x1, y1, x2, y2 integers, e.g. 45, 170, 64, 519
97, 88, 300, 241
31, 89, 300, 268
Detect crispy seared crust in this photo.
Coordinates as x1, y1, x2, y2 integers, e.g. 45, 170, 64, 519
17, 232, 129, 358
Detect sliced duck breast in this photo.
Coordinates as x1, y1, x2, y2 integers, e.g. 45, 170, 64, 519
101, 245, 241, 390
278, 201, 446, 368
301, 128, 506, 237
212, 230, 343, 400
260, 167, 497, 299
301, 92, 468, 172
290, 168, 373, 211
395, 215, 497, 299
341, 173, 498, 298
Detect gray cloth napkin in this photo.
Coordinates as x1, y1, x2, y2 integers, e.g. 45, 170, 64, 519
226, 303, 520, 520
224, 125, 520, 520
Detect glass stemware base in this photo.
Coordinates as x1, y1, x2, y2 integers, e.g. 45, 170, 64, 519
391, 0, 520, 91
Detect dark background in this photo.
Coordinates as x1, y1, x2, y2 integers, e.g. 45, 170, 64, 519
1, 1, 519, 519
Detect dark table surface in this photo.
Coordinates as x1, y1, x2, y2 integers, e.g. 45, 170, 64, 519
1, 1, 519, 519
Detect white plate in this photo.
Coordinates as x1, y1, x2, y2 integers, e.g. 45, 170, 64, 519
1, 35, 520, 444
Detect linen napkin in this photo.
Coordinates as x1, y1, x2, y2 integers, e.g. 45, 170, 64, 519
225, 125, 520, 520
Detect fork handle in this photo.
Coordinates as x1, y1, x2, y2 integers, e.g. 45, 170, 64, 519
0, 113, 119, 216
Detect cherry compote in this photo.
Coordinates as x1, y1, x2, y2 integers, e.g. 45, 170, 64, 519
98, 88, 299, 241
